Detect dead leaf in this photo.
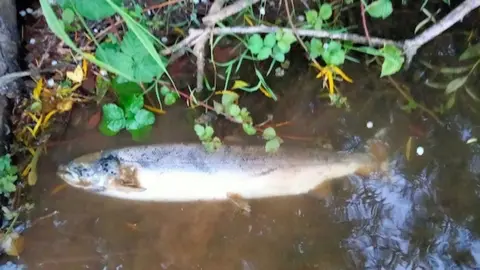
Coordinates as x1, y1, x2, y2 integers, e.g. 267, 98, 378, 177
1, 233, 25, 257
66, 65, 84, 84
56, 100, 73, 112
405, 136, 413, 161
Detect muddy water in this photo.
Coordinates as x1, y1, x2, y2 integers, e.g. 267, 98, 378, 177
4, 61, 480, 269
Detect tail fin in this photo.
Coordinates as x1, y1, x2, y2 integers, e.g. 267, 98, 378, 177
355, 128, 390, 177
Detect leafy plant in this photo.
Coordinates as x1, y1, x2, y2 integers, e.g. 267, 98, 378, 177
0, 155, 18, 195
262, 127, 283, 153
365, 0, 393, 19
96, 30, 167, 83
99, 91, 155, 141
56, 0, 122, 20
213, 91, 257, 136
304, 3, 333, 30
247, 29, 297, 62
160, 86, 180, 106
194, 124, 222, 153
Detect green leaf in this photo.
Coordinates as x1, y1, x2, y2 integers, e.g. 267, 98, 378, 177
164, 92, 177, 105
263, 33, 277, 48
204, 126, 214, 139
265, 138, 281, 153
366, 0, 393, 19
257, 47, 272, 60
194, 124, 205, 138
305, 10, 318, 25
75, 0, 122, 20
319, 4, 333, 20
62, 8, 75, 25
273, 51, 285, 62
281, 30, 297, 45
96, 44, 135, 82
242, 123, 257, 135
100, 103, 125, 135
445, 76, 468, 94
262, 127, 276, 140
213, 100, 224, 114
111, 77, 143, 97
129, 125, 152, 142
221, 92, 239, 106
105, 0, 168, 83
309, 38, 324, 58
322, 41, 345, 66
459, 43, 480, 61
314, 20, 323, 30
39, 0, 136, 82
228, 104, 241, 117
277, 41, 290, 54
380, 44, 405, 77
248, 34, 263, 54
120, 94, 144, 118
160, 85, 171, 96
126, 109, 155, 131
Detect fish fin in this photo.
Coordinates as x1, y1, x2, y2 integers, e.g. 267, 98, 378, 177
227, 192, 251, 215
357, 138, 390, 176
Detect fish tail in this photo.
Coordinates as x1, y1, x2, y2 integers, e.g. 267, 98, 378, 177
355, 130, 391, 177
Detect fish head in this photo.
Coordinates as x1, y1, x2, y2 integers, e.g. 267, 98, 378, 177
57, 152, 121, 192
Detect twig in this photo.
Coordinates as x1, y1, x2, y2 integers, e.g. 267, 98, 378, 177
360, 1, 371, 44
402, 0, 480, 66
192, 0, 229, 92
386, 76, 444, 126
202, 0, 261, 25
0, 64, 71, 89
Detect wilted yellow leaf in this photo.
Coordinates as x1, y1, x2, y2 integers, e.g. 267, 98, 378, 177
57, 100, 73, 112
1, 233, 25, 257
405, 136, 413, 161
27, 147, 41, 186
259, 85, 272, 98
244, 15, 254, 26
173, 27, 185, 37
66, 65, 84, 83
33, 78, 43, 100
144, 104, 166, 115
232, 80, 250, 89
82, 59, 88, 76
43, 110, 58, 126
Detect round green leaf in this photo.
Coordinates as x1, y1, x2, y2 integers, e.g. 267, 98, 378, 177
265, 138, 281, 153
160, 85, 171, 96
262, 127, 276, 140
62, 8, 75, 24
257, 47, 272, 61
120, 94, 144, 117
194, 124, 205, 138
134, 109, 155, 127
242, 123, 257, 135
276, 41, 291, 54
366, 0, 393, 19
305, 10, 318, 25
273, 52, 285, 62
101, 103, 125, 133
263, 33, 277, 48
319, 4, 333, 20
248, 34, 264, 54
228, 104, 241, 117
164, 92, 177, 106
322, 41, 345, 66
281, 30, 297, 45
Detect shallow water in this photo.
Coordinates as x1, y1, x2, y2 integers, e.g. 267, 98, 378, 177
3, 57, 480, 270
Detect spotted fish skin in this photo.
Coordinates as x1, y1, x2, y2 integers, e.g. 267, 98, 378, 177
57, 143, 385, 202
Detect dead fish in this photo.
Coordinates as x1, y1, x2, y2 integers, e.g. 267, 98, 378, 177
56, 141, 389, 202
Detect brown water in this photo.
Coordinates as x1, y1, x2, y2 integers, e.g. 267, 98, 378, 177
3, 58, 480, 270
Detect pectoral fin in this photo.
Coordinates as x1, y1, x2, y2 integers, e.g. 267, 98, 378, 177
112, 186, 147, 193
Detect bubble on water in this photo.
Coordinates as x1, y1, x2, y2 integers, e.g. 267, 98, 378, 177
51, 60, 58, 66
161, 36, 168, 43
259, 7, 266, 15
366, 121, 373, 129
416, 146, 424, 156
297, 15, 305, 22
26, 8, 34, 14
19, 10, 27, 17
29, 38, 36, 45
47, 78, 55, 87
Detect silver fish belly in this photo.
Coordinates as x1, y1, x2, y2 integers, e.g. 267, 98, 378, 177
56, 143, 385, 202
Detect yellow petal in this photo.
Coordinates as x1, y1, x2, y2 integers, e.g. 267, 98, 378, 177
405, 136, 413, 161
327, 71, 334, 95
33, 78, 43, 100
331, 66, 353, 83
66, 65, 84, 83
144, 104, 166, 115
231, 80, 250, 89
310, 61, 323, 71
32, 115, 44, 137
316, 69, 327, 79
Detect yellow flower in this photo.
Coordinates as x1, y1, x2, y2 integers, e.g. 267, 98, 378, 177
311, 62, 353, 94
